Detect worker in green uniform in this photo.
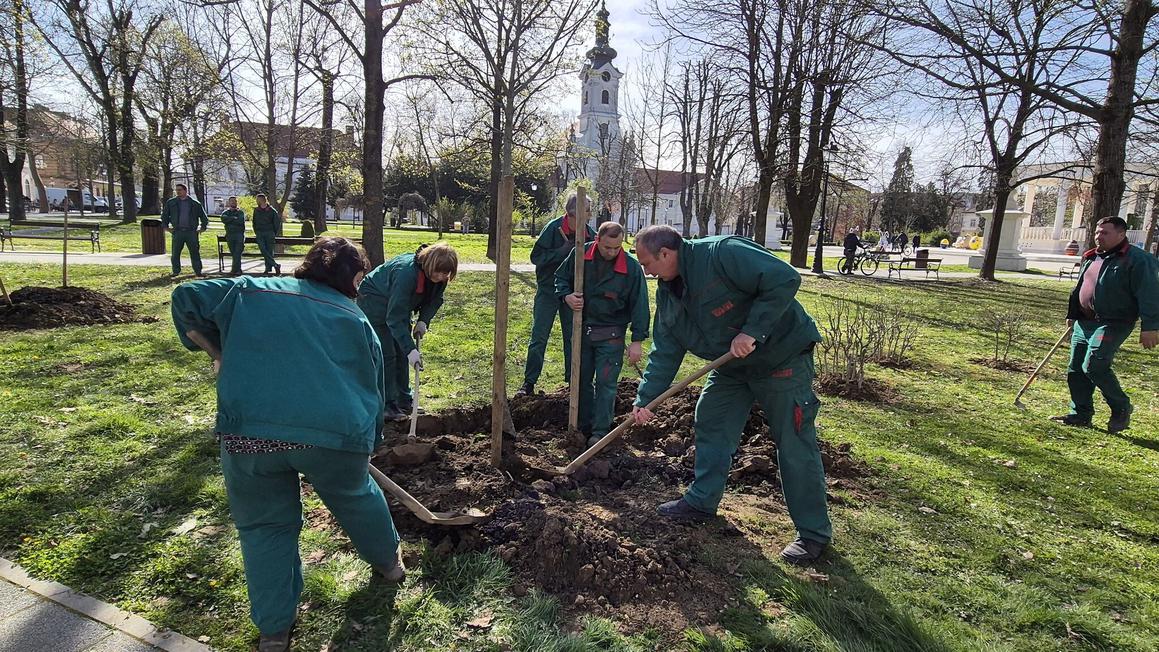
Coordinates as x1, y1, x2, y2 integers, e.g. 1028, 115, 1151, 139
251, 193, 283, 275
170, 237, 403, 652
556, 221, 650, 447
516, 193, 597, 396
1053, 216, 1159, 433
357, 243, 458, 421
630, 224, 831, 566
160, 183, 209, 277
219, 196, 247, 276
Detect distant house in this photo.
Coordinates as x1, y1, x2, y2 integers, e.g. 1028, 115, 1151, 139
7, 106, 116, 211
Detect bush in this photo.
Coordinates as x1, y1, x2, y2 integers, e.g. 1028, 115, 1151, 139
818, 298, 877, 389
984, 308, 1030, 363
872, 303, 920, 367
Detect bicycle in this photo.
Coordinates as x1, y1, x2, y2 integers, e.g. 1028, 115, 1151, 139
836, 244, 884, 276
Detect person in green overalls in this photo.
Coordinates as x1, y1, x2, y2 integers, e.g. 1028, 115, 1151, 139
170, 237, 403, 652
516, 193, 597, 396
1053, 216, 1158, 433
357, 243, 458, 421
251, 193, 283, 275
630, 224, 831, 566
555, 221, 649, 447
160, 183, 209, 277
219, 196, 247, 276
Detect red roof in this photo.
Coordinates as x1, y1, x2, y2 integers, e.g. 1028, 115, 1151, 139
634, 168, 699, 195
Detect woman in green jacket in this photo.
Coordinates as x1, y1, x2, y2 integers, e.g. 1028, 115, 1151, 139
357, 243, 458, 420
171, 237, 402, 652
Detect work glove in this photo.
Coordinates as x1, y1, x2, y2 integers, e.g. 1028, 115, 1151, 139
407, 348, 423, 370
413, 320, 428, 340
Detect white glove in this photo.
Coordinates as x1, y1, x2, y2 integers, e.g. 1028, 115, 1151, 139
413, 320, 428, 339
407, 348, 423, 370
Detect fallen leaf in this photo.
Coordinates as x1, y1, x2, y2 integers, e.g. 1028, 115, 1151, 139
139, 522, 158, 538
465, 610, 494, 629
129, 394, 158, 406
109, 552, 127, 560
918, 506, 937, 515
1003, 459, 1017, 468
1022, 551, 1034, 560
172, 517, 198, 536
192, 525, 226, 539
197, 635, 210, 643
59, 407, 77, 412
186, 573, 199, 580
804, 571, 829, 583
304, 549, 327, 564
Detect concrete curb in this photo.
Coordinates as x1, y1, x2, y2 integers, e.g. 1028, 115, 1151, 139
0, 557, 212, 652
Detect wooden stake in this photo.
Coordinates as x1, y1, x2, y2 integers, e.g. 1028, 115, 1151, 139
568, 188, 588, 432
491, 175, 515, 467
62, 200, 69, 288
0, 276, 11, 306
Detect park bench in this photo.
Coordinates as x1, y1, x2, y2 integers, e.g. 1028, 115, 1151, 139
0, 225, 102, 253
886, 256, 942, 280
1058, 261, 1081, 280
216, 235, 362, 273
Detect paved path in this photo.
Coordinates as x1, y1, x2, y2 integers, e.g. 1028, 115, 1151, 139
0, 558, 209, 652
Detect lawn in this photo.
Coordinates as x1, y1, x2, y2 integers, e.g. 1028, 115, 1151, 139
0, 262, 1156, 651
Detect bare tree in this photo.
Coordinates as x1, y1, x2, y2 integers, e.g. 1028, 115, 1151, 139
622, 42, 675, 228
0, 0, 32, 221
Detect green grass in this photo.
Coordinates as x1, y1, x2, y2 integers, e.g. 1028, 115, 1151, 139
1, 262, 1157, 650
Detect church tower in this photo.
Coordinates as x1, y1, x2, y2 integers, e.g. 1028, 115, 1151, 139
574, 1, 622, 180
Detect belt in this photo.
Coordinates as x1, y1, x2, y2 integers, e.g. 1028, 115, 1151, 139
585, 324, 624, 341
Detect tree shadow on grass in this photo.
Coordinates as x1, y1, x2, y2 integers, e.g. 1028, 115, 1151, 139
1113, 431, 1159, 453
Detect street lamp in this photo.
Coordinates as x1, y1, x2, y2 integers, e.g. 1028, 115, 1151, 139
530, 183, 538, 235
811, 142, 840, 275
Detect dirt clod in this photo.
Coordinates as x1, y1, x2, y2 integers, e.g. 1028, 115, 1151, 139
0, 286, 155, 330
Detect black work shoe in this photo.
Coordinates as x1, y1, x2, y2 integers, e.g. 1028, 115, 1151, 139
258, 623, 294, 652
398, 403, 425, 415
383, 404, 408, 422
1108, 406, 1133, 433
1050, 413, 1093, 428
657, 498, 715, 522
514, 382, 534, 397
274, 263, 282, 275
780, 538, 828, 566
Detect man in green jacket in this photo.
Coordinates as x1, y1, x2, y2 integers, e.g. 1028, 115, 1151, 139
219, 196, 247, 276
630, 224, 830, 566
556, 221, 650, 447
252, 193, 283, 275
1054, 216, 1159, 433
160, 183, 209, 277
516, 193, 596, 396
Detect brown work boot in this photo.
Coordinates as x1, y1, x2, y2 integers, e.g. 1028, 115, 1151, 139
1107, 406, 1133, 433
514, 382, 534, 397
374, 547, 406, 585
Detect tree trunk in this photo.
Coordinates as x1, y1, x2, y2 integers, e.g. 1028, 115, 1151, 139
1085, 0, 1153, 246
140, 142, 161, 215
0, 172, 7, 215
315, 71, 334, 235
29, 152, 48, 213
0, 0, 29, 223
978, 181, 1012, 282
361, 0, 386, 266
486, 94, 502, 262
754, 170, 774, 251
1146, 185, 1159, 257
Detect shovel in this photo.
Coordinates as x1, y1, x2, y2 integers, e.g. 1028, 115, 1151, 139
530, 351, 735, 477
1014, 325, 1073, 409
368, 465, 488, 526
385, 345, 436, 466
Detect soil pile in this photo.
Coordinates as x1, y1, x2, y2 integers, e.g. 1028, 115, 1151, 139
0, 286, 154, 330
373, 380, 872, 631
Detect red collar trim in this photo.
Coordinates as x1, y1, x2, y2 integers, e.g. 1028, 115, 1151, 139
416, 270, 427, 294
560, 214, 574, 236
584, 242, 628, 273
1084, 239, 1131, 260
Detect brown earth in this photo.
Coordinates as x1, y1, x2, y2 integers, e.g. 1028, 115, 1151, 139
371, 380, 873, 634
968, 357, 1035, 374
0, 286, 156, 330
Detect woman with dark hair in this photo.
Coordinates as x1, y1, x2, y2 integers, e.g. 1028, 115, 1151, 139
171, 237, 403, 652
357, 242, 459, 420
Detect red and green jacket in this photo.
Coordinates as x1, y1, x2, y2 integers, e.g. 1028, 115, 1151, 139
356, 250, 446, 353
530, 214, 596, 290
554, 242, 650, 341
1066, 240, 1159, 331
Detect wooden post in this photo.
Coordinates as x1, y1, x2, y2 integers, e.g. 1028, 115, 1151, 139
0, 277, 11, 306
568, 188, 588, 432
491, 175, 515, 467
62, 199, 69, 288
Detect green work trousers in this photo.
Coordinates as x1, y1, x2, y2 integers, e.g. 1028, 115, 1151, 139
226, 233, 245, 275
523, 288, 574, 387
1067, 319, 1133, 417
170, 229, 202, 275
220, 443, 399, 636
685, 352, 832, 544
578, 334, 625, 438
255, 231, 278, 272
371, 323, 412, 411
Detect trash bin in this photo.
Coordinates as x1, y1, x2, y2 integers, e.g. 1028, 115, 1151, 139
914, 248, 930, 269
141, 218, 165, 255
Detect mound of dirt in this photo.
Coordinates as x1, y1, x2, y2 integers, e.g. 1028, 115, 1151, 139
0, 286, 155, 330
969, 357, 1034, 374
373, 380, 872, 632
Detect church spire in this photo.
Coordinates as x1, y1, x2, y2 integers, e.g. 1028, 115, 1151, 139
586, 1, 617, 67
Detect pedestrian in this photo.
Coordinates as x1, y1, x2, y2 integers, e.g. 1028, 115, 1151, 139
896, 230, 909, 253
912, 233, 920, 251
357, 243, 458, 421
170, 237, 403, 652
252, 193, 283, 275
877, 230, 891, 252
630, 224, 831, 565
160, 183, 209, 277
219, 196, 247, 276
1052, 216, 1158, 433
555, 221, 650, 447
841, 227, 862, 273
515, 193, 596, 396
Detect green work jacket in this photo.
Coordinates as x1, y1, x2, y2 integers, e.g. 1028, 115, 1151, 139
555, 242, 650, 341
530, 215, 596, 290
1067, 240, 1159, 331
252, 205, 282, 235
635, 236, 822, 406
220, 208, 246, 235
356, 251, 446, 354
160, 196, 209, 231
171, 277, 385, 453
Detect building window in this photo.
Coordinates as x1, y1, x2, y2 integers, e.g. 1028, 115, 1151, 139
583, 91, 588, 105
601, 90, 609, 104
601, 71, 611, 82
599, 123, 609, 141
668, 199, 674, 209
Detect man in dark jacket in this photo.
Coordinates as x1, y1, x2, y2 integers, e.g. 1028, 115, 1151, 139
160, 183, 209, 277
631, 224, 830, 565
1054, 216, 1158, 433
841, 228, 862, 274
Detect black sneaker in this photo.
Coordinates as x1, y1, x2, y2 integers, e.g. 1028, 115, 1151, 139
258, 623, 294, 652
514, 382, 534, 397
1050, 413, 1093, 428
657, 498, 715, 522
1108, 406, 1133, 433
274, 264, 282, 275
780, 538, 828, 566
383, 404, 408, 422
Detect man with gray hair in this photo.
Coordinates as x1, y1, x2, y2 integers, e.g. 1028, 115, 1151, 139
631, 224, 831, 565
516, 193, 596, 396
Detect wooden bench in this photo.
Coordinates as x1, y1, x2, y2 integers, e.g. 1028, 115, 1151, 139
216, 235, 362, 273
0, 225, 102, 253
1058, 261, 1081, 279
887, 256, 942, 280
